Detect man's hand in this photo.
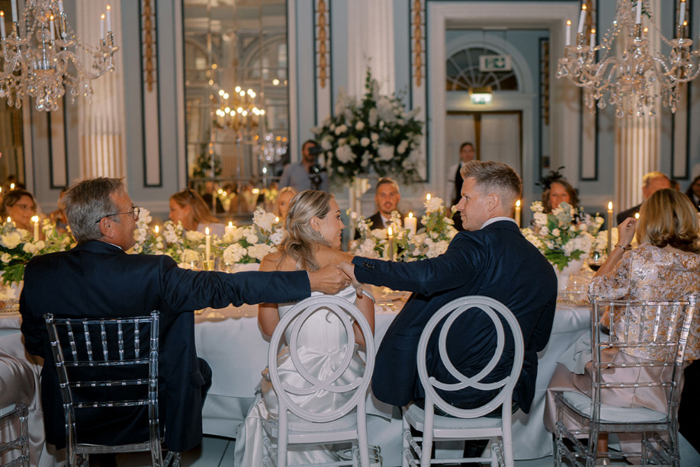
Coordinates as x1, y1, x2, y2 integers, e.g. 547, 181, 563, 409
339, 262, 363, 293
308, 264, 351, 295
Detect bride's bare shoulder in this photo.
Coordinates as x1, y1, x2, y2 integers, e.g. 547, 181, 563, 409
260, 251, 295, 271
316, 247, 354, 266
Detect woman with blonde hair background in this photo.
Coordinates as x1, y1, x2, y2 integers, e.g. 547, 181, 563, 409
273, 186, 297, 224
169, 188, 225, 236
545, 188, 700, 457
234, 190, 374, 466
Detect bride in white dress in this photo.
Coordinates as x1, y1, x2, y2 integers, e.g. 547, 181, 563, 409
234, 190, 375, 466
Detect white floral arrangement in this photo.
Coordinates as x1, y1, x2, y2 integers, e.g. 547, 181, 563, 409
0, 219, 76, 286
312, 68, 423, 185
521, 201, 604, 272
349, 196, 457, 262
215, 208, 284, 265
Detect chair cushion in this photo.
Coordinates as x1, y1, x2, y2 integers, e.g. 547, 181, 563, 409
404, 404, 503, 430
561, 391, 668, 423
264, 411, 358, 435
0, 404, 17, 418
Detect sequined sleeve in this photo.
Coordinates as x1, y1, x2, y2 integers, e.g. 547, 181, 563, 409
589, 249, 633, 301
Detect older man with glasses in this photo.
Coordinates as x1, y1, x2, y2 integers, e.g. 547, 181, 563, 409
19, 177, 349, 460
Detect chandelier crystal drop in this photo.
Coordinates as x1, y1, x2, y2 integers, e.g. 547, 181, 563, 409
213, 86, 264, 138
557, 0, 700, 118
0, 0, 118, 112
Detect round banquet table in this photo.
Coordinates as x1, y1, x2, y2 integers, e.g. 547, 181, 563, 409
193, 298, 591, 463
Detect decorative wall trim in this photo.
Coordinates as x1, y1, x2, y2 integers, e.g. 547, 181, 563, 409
314, 0, 331, 125
288, 0, 299, 163
48, 103, 69, 188
671, 83, 690, 179
410, 0, 426, 181
140, 0, 163, 187
175, 0, 186, 188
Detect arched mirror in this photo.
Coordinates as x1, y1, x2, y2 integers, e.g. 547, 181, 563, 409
183, 0, 288, 218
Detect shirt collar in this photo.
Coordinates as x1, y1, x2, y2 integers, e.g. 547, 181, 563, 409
481, 217, 518, 229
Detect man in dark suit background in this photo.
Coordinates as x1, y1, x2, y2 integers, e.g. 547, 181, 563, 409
368, 177, 403, 230
616, 171, 670, 224
342, 161, 557, 420
448, 142, 476, 231
19, 177, 347, 457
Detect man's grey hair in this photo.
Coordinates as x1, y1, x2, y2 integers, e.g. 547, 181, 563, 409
642, 171, 669, 188
461, 160, 522, 209
61, 178, 125, 243
376, 177, 400, 193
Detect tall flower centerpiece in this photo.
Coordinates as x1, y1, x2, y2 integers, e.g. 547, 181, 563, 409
312, 69, 423, 186
521, 201, 604, 272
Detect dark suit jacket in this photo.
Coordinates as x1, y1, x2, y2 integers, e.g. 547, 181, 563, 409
353, 220, 557, 413
20, 240, 310, 452
617, 204, 641, 224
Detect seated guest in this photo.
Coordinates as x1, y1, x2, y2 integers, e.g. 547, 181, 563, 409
169, 188, 225, 237
273, 186, 297, 225
539, 169, 579, 213
20, 178, 349, 456
1, 188, 37, 231
48, 188, 69, 233
616, 171, 670, 224
342, 160, 557, 458
234, 190, 374, 466
544, 188, 700, 456
368, 177, 402, 229
685, 175, 700, 212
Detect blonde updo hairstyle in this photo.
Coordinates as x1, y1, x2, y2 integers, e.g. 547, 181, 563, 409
636, 188, 700, 253
280, 190, 333, 271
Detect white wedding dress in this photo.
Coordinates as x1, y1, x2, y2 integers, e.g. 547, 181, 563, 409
234, 286, 367, 466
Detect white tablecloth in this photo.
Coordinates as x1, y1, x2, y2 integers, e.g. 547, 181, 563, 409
194, 300, 591, 463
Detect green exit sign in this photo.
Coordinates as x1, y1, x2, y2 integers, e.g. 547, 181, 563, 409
479, 55, 512, 72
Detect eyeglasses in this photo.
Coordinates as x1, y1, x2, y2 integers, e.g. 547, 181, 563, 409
12, 203, 35, 212
94, 205, 140, 224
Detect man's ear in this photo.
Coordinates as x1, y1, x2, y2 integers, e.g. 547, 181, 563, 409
98, 217, 115, 239
486, 192, 500, 213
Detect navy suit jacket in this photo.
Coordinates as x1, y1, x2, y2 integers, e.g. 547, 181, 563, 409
617, 204, 641, 225
353, 220, 557, 412
20, 240, 310, 452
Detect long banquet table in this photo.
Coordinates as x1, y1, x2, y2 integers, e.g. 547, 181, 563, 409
194, 297, 591, 463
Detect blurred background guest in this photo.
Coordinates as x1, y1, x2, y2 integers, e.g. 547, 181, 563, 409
617, 171, 670, 224
169, 188, 225, 236
279, 140, 328, 192
539, 168, 579, 213
685, 175, 700, 212
448, 142, 476, 231
48, 188, 69, 233
1, 188, 37, 231
274, 186, 297, 225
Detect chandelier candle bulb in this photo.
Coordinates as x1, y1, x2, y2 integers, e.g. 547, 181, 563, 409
515, 200, 521, 227
607, 202, 613, 255
680, 0, 686, 28
100, 14, 105, 40
225, 222, 235, 236
405, 212, 417, 236
0, 12, 5, 39
106, 5, 111, 32
636, 0, 642, 24
578, 4, 587, 34
32, 216, 39, 240
49, 16, 55, 41
205, 227, 211, 262
590, 29, 596, 48
566, 20, 571, 46
58, 1, 63, 13
10, 0, 16, 23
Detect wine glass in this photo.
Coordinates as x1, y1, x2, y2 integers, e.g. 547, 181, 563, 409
588, 250, 606, 272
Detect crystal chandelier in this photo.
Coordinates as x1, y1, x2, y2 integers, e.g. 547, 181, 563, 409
213, 86, 264, 137
557, 0, 700, 118
0, 0, 118, 112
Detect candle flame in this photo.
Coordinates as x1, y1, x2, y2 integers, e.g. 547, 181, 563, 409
107, 5, 111, 11
635, 213, 640, 219
155, 225, 159, 234
205, 227, 210, 235
684, 20, 688, 26
608, 201, 613, 210
10, 183, 14, 190
228, 221, 233, 227
408, 212, 413, 218
566, 19, 571, 25
6, 217, 10, 223
31, 216, 39, 223
516, 199, 521, 208
582, 4, 587, 11
101, 13, 105, 19
591, 28, 596, 34
0, 12, 4, 18
275, 217, 280, 223
388, 227, 393, 237
426, 193, 431, 201
50, 15, 54, 20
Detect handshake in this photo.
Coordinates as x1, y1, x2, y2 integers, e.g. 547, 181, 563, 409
308, 262, 363, 295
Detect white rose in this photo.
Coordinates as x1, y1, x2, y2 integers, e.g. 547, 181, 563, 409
182, 249, 200, 263
334, 124, 347, 135
246, 234, 259, 245
370, 132, 379, 142
1, 253, 11, 263
269, 229, 285, 245
1, 232, 22, 250
223, 244, 247, 264
371, 229, 387, 240
247, 243, 274, 261
377, 145, 394, 162
533, 212, 548, 227
22, 243, 37, 254
552, 228, 561, 237
336, 145, 355, 163
360, 137, 370, 147
185, 230, 205, 242
424, 196, 443, 213
355, 121, 365, 131
33, 240, 45, 251
253, 208, 277, 232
